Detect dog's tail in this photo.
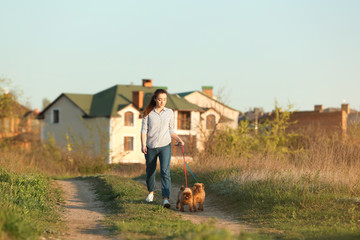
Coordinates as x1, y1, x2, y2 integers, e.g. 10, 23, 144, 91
180, 186, 185, 191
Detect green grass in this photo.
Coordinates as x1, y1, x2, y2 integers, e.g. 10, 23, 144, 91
170, 167, 360, 240
89, 175, 266, 240
0, 167, 63, 240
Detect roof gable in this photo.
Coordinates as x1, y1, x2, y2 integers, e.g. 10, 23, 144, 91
179, 90, 239, 113
38, 93, 92, 118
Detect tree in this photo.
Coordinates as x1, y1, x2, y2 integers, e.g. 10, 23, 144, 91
42, 98, 51, 110
0, 78, 15, 117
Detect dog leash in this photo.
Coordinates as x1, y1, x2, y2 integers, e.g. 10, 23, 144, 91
175, 143, 198, 187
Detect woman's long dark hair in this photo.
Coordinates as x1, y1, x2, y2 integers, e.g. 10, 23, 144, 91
143, 89, 168, 117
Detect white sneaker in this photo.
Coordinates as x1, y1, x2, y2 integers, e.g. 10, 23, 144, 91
146, 193, 154, 202
163, 199, 170, 208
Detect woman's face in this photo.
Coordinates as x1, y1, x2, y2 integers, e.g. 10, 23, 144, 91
155, 93, 167, 109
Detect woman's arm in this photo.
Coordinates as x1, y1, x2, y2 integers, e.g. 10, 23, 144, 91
141, 133, 147, 154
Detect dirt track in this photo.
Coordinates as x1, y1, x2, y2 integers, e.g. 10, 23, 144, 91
57, 179, 112, 240
57, 178, 252, 239
151, 180, 252, 235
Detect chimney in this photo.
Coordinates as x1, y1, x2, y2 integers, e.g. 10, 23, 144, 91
202, 86, 213, 97
341, 103, 350, 114
142, 79, 153, 87
132, 91, 144, 109
314, 105, 323, 112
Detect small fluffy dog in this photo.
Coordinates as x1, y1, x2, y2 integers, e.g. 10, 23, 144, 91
192, 183, 206, 212
176, 186, 194, 212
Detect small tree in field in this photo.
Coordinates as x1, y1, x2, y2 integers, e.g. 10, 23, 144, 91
0, 78, 16, 117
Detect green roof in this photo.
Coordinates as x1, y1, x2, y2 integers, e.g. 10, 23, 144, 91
167, 94, 203, 111
47, 85, 202, 118
176, 91, 196, 98
64, 93, 93, 115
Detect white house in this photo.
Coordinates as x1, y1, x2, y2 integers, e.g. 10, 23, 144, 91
38, 80, 240, 164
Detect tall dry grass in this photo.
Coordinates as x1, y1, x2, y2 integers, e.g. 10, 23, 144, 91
191, 122, 360, 194
0, 139, 110, 177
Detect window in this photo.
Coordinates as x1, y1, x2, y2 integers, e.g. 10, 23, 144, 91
124, 111, 134, 126
52, 109, 60, 124
177, 111, 191, 130
206, 114, 216, 129
124, 136, 134, 151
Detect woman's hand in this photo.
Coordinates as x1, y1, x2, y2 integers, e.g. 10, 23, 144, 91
178, 139, 185, 147
142, 145, 147, 154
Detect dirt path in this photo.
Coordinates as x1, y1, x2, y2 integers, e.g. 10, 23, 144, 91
141, 180, 252, 235
57, 178, 252, 239
57, 179, 112, 240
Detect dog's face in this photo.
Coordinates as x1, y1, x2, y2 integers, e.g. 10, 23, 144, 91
182, 188, 193, 201
183, 191, 192, 200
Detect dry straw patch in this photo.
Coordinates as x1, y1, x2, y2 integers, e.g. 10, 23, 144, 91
191, 119, 360, 195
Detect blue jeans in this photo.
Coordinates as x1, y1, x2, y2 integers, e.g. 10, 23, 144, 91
145, 144, 171, 199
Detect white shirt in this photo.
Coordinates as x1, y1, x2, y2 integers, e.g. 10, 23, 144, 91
141, 107, 176, 148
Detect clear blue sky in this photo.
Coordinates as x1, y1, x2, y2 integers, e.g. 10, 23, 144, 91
1, 0, 359, 113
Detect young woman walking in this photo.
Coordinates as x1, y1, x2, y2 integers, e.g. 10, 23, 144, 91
141, 89, 184, 208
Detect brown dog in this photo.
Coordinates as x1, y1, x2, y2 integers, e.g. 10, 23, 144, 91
192, 183, 205, 212
176, 186, 194, 212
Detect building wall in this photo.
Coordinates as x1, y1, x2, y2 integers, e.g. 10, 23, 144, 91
110, 105, 144, 164
184, 92, 239, 129
110, 108, 202, 163
283, 111, 347, 135
41, 96, 110, 159
172, 110, 200, 157
196, 109, 221, 151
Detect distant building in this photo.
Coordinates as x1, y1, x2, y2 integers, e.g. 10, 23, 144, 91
240, 104, 356, 136
0, 94, 41, 148
285, 104, 352, 135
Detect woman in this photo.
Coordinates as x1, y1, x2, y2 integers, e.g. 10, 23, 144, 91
141, 89, 184, 208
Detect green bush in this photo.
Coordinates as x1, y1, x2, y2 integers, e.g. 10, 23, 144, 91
208, 104, 298, 159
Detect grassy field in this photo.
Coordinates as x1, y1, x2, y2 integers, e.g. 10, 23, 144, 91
1, 108, 360, 239
170, 119, 360, 239
0, 140, 110, 240
171, 166, 360, 240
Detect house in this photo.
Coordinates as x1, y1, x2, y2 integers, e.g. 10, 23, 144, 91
0, 93, 41, 148
38, 80, 240, 164
177, 86, 240, 150
39, 79, 222, 164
